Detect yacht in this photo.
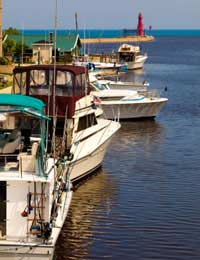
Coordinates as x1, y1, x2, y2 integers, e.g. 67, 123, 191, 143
118, 43, 148, 70
72, 55, 123, 71
89, 72, 149, 92
90, 77, 168, 120
12, 65, 121, 183
0, 94, 72, 260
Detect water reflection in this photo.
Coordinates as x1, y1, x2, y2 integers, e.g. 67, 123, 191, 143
111, 70, 147, 83
111, 120, 165, 152
54, 170, 117, 260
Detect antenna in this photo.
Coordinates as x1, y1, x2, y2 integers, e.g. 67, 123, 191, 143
75, 12, 78, 33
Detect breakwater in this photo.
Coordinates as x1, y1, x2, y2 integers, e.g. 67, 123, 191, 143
81, 35, 154, 44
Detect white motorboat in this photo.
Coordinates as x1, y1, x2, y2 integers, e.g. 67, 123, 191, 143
118, 43, 148, 70
65, 95, 120, 182
0, 94, 72, 260
90, 78, 168, 120
89, 73, 149, 92
12, 65, 121, 183
108, 79, 149, 91
72, 55, 123, 71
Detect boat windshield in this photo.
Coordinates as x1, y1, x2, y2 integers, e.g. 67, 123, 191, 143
13, 66, 89, 98
0, 110, 46, 174
12, 65, 90, 119
0, 110, 41, 147
94, 81, 110, 91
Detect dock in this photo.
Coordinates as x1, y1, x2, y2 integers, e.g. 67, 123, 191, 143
81, 35, 154, 44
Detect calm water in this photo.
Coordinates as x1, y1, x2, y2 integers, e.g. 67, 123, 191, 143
55, 36, 200, 260
22, 29, 200, 38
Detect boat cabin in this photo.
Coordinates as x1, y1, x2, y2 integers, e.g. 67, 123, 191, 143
118, 44, 141, 62
12, 65, 91, 119
0, 94, 49, 175
0, 95, 53, 240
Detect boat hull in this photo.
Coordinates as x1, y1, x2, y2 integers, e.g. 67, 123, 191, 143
67, 120, 120, 183
99, 99, 167, 119
125, 55, 148, 70
0, 244, 54, 260
0, 188, 72, 260
69, 135, 112, 182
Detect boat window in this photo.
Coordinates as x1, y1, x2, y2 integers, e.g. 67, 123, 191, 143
30, 70, 49, 95
56, 71, 74, 96
56, 71, 73, 86
30, 70, 47, 86
76, 74, 88, 96
13, 72, 27, 94
0, 181, 6, 238
120, 53, 134, 62
95, 81, 109, 91
77, 113, 97, 132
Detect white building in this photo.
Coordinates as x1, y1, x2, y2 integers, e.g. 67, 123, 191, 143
32, 40, 53, 64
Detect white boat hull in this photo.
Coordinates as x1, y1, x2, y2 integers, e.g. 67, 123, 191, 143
99, 99, 167, 119
0, 189, 72, 260
69, 134, 112, 182
68, 120, 120, 182
125, 55, 148, 70
0, 244, 54, 260
73, 61, 121, 70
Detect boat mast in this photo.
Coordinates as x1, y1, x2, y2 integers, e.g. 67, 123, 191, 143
53, 0, 57, 120
52, 0, 58, 159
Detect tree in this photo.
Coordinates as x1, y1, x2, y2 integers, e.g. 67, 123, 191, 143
3, 27, 20, 36
15, 41, 29, 57
3, 38, 16, 55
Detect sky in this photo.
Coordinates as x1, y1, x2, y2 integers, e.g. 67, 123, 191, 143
3, 0, 200, 30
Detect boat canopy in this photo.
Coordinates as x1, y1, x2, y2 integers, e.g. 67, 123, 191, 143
118, 44, 140, 53
0, 94, 50, 120
12, 65, 90, 119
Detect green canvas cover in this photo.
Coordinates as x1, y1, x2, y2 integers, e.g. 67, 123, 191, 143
0, 94, 50, 120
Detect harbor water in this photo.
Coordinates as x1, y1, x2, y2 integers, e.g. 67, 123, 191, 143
54, 36, 200, 260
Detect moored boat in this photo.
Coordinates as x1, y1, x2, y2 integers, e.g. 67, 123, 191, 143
12, 65, 121, 183
72, 55, 124, 71
90, 78, 168, 120
89, 72, 149, 92
118, 43, 148, 70
0, 94, 72, 260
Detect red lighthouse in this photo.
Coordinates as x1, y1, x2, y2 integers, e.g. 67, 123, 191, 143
137, 12, 144, 36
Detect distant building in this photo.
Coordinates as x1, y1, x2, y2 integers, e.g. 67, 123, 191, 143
122, 12, 145, 37
32, 40, 53, 64
8, 33, 82, 64
56, 33, 82, 63
137, 12, 144, 36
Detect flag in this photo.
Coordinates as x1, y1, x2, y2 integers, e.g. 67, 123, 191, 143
93, 95, 101, 103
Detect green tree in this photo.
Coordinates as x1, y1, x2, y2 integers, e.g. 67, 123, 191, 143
15, 41, 29, 57
4, 27, 20, 36
0, 57, 10, 65
3, 38, 16, 55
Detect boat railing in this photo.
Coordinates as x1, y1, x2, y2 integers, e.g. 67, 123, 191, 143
142, 89, 161, 98
0, 154, 19, 171
0, 140, 41, 174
